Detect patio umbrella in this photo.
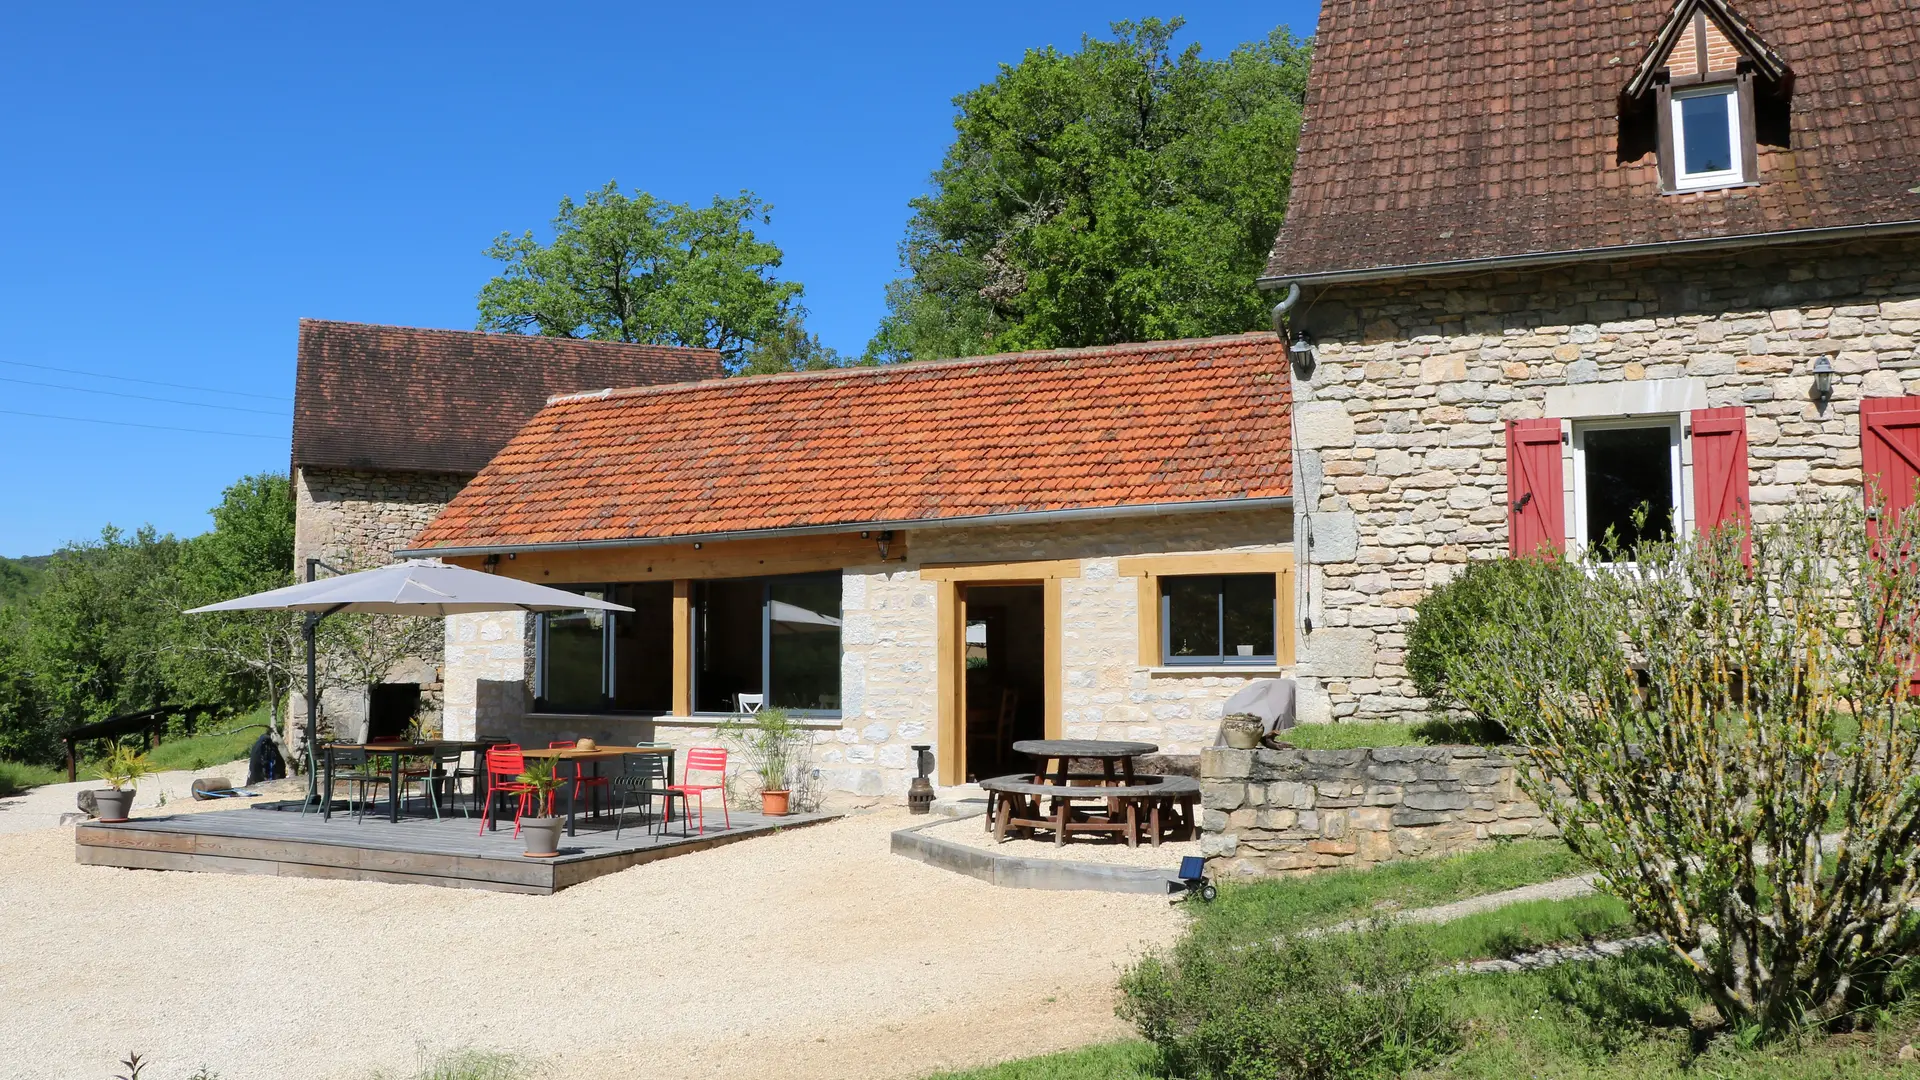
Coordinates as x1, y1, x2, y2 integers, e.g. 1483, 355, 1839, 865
186, 558, 631, 805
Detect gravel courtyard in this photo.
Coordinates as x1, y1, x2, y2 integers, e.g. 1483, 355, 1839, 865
0, 796, 1180, 1080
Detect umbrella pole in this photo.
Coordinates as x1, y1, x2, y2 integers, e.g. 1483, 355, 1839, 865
303, 613, 320, 806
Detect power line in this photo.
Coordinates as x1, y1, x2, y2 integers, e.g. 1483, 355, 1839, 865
0, 408, 284, 441
0, 357, 291, 402
0, 375, 288, 416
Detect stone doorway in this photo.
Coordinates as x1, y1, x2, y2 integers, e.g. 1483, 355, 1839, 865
960, 584, 1046, 781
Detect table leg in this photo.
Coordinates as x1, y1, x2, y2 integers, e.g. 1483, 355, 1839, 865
565, 763, 578, 837
1150, 800, 1163, 848
1054, 799, 1068, 847
1125, 800, 1138, 849
389, 753, 401, 823
993, 796, 1011, 842
323, 750, 335, 821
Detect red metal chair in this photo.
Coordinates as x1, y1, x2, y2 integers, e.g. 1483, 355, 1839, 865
548, 740, 611, 819
668, 747, 730, 833
479, 745, 544, 837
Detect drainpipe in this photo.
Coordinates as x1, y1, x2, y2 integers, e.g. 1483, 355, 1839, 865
1269, 281, 1301, 335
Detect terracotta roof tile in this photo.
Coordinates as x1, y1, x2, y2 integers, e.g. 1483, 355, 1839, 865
1266, 0, 1920, 282
409, 334, 1292, 550
291, 320, 725, 474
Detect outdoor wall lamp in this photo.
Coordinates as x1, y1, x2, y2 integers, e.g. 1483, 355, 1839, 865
1289, 331, 1317, 380
1810, 355, 1834, 405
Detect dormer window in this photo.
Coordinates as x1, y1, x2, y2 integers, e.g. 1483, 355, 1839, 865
1671, 85, 1742, 190
1619, 0, 1791, 196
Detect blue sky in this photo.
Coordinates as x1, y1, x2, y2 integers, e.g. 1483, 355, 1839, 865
0, 2, 1318, 558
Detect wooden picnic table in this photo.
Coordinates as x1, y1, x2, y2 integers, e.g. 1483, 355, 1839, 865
322, 740, 496, 823
515, 745, 677, 837
979, 773, 1200, 848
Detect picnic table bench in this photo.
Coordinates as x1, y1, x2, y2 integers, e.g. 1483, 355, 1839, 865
978, 773, 1200, 848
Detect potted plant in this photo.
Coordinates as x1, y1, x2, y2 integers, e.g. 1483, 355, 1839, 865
722, 707, 808, 816
91, 744, 153, 822
515, 758, 568, 858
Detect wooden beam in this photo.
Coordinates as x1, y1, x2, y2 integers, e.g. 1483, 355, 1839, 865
918, 559, 1081, 582
936, 579, 963, 786
443, 531, 901, 585
1044, 578, 1063, 739
1136, 575, 1160, 667
671, 580, 691, 717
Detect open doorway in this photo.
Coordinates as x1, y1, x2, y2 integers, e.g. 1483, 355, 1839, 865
961, 584, 1046, 781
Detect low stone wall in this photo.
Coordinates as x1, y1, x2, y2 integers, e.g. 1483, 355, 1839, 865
1199, 745, 1552, 878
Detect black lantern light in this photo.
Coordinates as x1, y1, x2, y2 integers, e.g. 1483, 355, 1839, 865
1810, 355, 1834, 406
1288, 331, 1317, 379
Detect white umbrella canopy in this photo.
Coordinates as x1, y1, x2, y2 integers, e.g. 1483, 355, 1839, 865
185, 558, 633, 616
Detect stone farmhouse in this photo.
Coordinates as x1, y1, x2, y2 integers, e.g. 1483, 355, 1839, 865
290, 319, 723, 738
1265, 0, 1920, 729
404, 336, 1294, 796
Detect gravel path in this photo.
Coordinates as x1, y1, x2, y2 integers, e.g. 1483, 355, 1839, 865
0, 804, 1181, 1080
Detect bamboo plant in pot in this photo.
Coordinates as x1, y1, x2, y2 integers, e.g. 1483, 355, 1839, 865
722, 707, 809, 816
515, 758, 569, 858
91, 745, 154, 822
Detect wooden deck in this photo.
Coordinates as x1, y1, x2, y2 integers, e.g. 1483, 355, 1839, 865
74, 802, 837, 894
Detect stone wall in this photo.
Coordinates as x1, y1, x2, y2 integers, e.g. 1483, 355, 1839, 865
1286, 238, 1920, 725
291, 466, 471, 738
1199, 745, 1552, 878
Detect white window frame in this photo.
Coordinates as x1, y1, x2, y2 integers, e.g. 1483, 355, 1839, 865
1570, 415, 1689, 564
1670, 84, 1744, 191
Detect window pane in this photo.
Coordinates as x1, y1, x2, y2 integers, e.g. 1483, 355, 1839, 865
542, 593, 605, 712
1165, 577, 1222, 660
609, 582, 674, 712
1680, 92, 1734, 175
1583, 426, 1676, 554
1220, 575, 1276, 659
694, 580, 763, 713
769, 575, 841, 711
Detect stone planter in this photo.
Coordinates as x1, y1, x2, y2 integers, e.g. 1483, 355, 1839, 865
1220, 714, 1264, 750
92, 788, 136, 823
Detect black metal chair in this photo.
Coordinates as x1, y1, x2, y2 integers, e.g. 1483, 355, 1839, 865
328, 748, 394, 821
611, 753, 689, 839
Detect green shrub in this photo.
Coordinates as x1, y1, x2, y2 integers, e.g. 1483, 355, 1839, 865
1405, 558, 1575, 742
1119, 921, 1457, 1080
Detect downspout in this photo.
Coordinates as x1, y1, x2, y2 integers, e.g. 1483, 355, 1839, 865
1268, 280, 1314, 641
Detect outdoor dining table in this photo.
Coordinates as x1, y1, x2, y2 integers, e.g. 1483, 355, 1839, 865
321, 740, 497, 823
515, 745, 678, 837
1011, 738, 1159, 786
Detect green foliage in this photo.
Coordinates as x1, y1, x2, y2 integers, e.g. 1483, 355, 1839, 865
1440, 501, 1920, 1036
735, 306, 864, 375
1191, 840, 1588, 947
477, 181, 804, 370
1411, 895, 1636, 966
366, 1048, 533, 1080
0, 472, 297, 767
720, 706, 810, 792
869, 18, 1310, 361
1120, 920, 1458, 1080
515, 757, 567, 801
1405, 557, 1572, 742
0, 758, 63, 795
920, 1041, 1156, 1080
1279, 722, 1431, 750
0, 554, 48, 609
91, 744, 153, 791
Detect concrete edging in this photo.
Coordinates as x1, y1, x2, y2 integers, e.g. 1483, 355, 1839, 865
890, 812, 1180, 895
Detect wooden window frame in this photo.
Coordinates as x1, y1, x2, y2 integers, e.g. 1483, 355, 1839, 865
1656, 70, 1757, 194
1118, 553, 1296, 669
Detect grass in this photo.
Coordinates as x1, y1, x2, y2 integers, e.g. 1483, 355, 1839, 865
0, 759, 64, 796
1192, 839, 1589, 944
366, 1048, 534, 1080
921, 1041, 1156, 1080
1279, 721, 1436, 749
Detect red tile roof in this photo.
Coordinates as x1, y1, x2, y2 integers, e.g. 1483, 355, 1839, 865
292, 320, 726, 474
408, 334, 1292, 551
1265, 0, 1920, 284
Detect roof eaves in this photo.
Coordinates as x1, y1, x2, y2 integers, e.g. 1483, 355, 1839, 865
1258, 219, 1920, 291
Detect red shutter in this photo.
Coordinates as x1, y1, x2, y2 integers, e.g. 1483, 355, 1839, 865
1862, 395, 1920, 698
1507, 418, 1565, 557
1691, 406, 1752, 563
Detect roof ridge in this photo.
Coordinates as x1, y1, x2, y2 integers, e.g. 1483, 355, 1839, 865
542, 332, 1283, 408
298, 319, 726, 359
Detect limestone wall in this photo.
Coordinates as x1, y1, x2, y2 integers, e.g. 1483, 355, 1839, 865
1200, 745, 1552, 878
291, 466, 470, 738
1286, 238, 1920, 724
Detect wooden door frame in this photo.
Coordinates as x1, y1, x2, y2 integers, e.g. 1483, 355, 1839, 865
925, 562, 1073, 786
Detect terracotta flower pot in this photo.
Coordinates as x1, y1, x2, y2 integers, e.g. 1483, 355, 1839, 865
520, 816, 563, 857
93, 789, 136, 823
760, 789, 791, 816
